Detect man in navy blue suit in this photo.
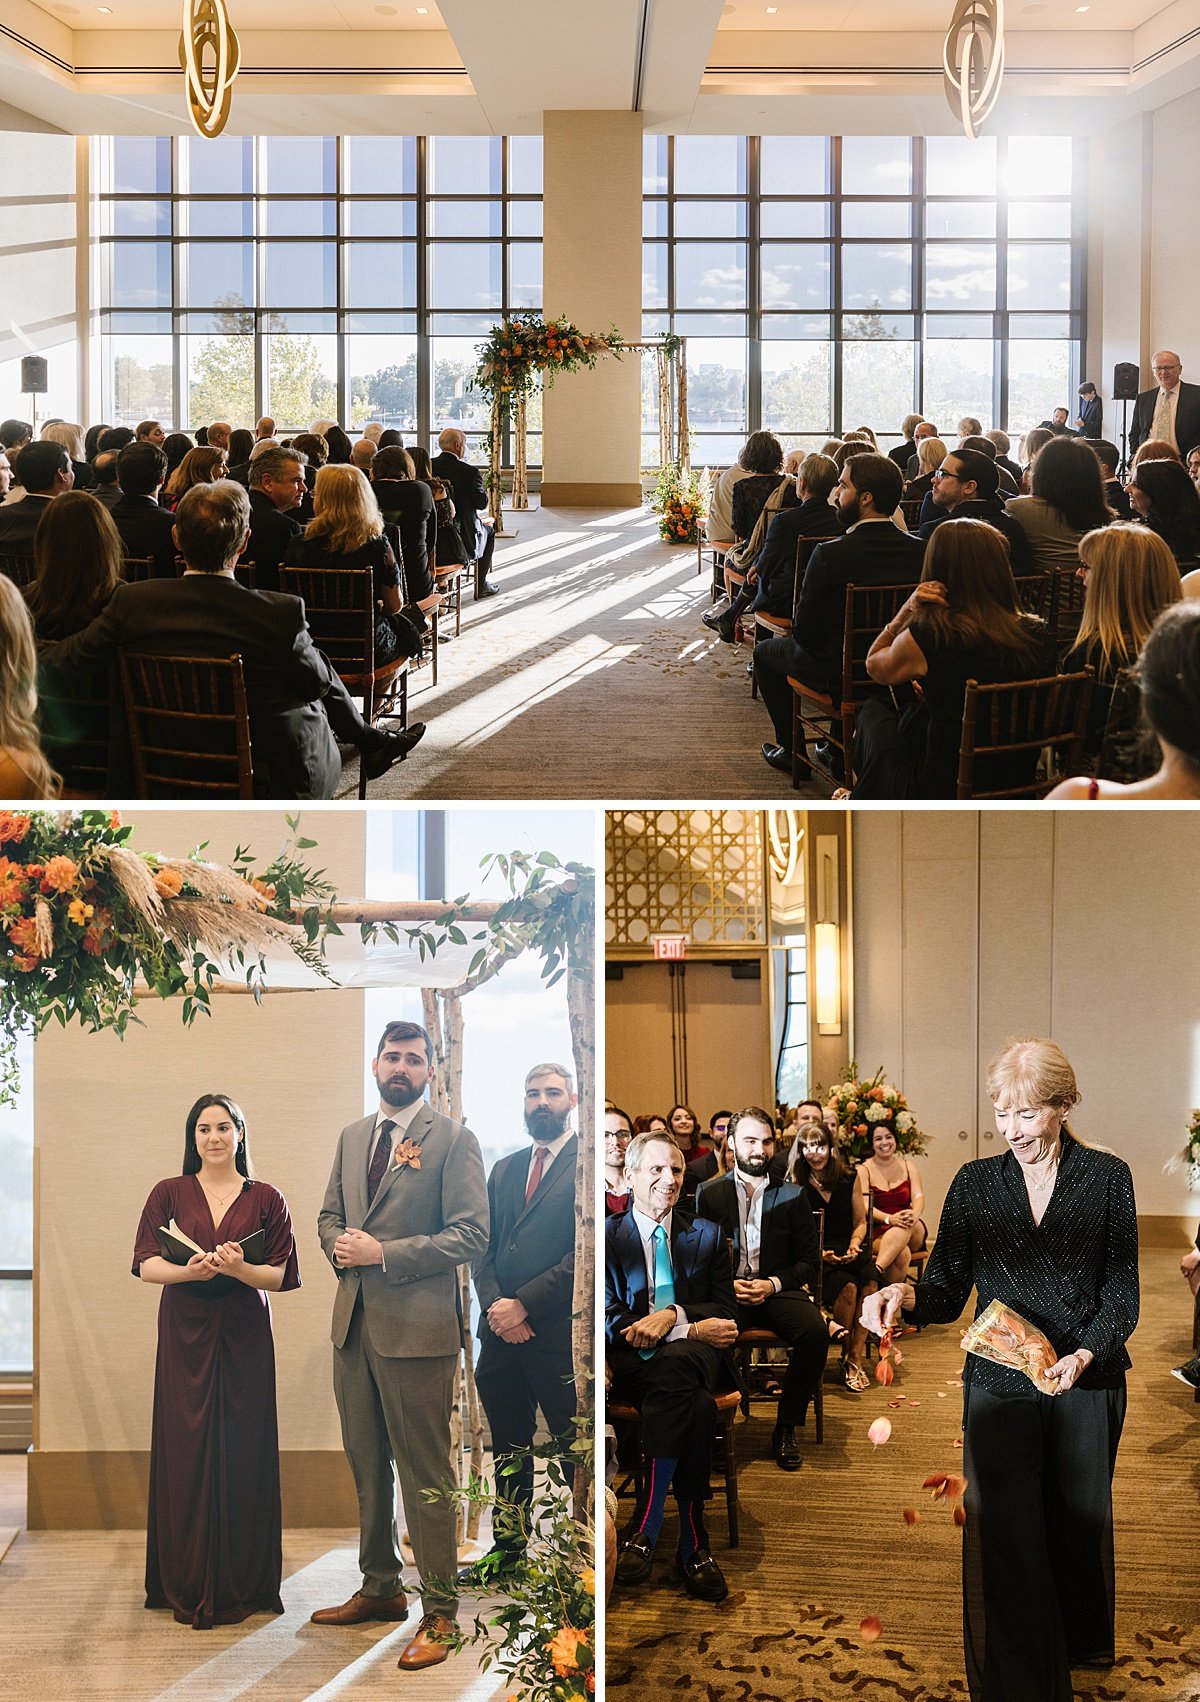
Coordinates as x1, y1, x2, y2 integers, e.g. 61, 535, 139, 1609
606, 1133, 738, 1602
463, 1064, 579, 1586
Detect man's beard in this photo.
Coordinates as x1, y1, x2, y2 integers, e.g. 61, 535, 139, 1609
525, 1104, 571, 1141
380, 1075, 424, 1109
735, 1154, 769, 1177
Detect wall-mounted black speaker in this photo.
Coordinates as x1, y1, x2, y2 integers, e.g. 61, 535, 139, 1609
20, 356, 47, 395
1113, 362, 1140, 401
730, 960, 761, 980
605, 963, 625, 981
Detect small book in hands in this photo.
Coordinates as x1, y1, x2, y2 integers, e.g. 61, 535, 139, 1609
156, 1219, 267, 1268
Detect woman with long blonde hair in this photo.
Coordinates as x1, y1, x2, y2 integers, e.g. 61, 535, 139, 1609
164, 445, 228, 509
283, 464, 414, 665
0, 576, 59, 797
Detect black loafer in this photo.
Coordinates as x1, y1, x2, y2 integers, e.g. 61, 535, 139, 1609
772, 1425, 802, 1471
615, 1531, 655, 1585
363, 722, 426, 780
761, 742, 793, 775
701, 605, 729, 630
1171, 1356, 1200, 1389
674, 1547, 729, 1603
475, 582, 499, 598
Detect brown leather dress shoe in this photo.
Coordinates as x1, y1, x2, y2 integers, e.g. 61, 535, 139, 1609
310, 1589, 409, 1625
397, 1612, 457, 1670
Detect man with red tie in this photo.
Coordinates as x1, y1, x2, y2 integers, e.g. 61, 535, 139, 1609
461, 1064, 580, 1586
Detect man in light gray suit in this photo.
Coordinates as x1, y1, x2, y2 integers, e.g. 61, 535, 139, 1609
312, 1020, 489, 1671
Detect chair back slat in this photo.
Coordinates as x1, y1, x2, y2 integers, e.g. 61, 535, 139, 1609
0, 553, 37, 589
37, 676, 109, 797
839, 580, 923, 709
278, 566, 375, 680
1012, 573, 1053, 622
790, 535, 840, 616
1095, 665, 1149, 783
956, 667, 1095, 799
900, 497, 924, 532
120, 556, 156, 584
119, 652, 254, 798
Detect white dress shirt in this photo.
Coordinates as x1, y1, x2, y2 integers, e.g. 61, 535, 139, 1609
630, 1205, 690, 1340
524, 1127, 573, 1194
733, 1170, 783, 1294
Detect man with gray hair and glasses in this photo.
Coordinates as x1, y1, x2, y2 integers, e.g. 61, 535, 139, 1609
245, 443, 306, 589
1130, 350, 1200, 456
46, 479, 423, 795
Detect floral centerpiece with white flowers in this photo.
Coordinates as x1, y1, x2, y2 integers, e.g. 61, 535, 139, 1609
817, 1061, 926, 1164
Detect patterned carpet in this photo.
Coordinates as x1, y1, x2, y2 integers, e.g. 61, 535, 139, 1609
340, 503, 827, 801
606, 1248, 1200, 1701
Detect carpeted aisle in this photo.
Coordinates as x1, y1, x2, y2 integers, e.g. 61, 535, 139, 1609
340, 503, 827, 801
606, 1248, 1200, 1702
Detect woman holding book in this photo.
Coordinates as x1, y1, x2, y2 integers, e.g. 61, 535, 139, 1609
132, 1093, 300, 1628
861, 1039, 1139, 1702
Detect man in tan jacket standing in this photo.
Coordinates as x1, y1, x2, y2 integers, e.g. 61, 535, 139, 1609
312, 1020, 489, 1671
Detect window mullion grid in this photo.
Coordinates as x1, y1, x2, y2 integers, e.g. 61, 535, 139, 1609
1071, 135, 1088, 402
335, 134, 347, 428
416, 135, 430, 454
253, 138, 266, 427
747, 135, 761, 438
831, 137, 843, 439
172, 135, 185, 430
912, 136, 925, 428
501, 135, 509, 470
996, 136, 1009, 434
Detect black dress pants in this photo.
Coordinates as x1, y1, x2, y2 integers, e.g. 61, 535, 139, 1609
474, 1331, 576, 1551
962, 1378, 1126, 1702
752, 634, 827, 751
608, 1337, 724, 1503
735, 1291, 829, 1425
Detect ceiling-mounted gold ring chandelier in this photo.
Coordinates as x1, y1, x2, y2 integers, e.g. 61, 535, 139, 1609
180, 0, 241, 140
943, 0, 1005, 140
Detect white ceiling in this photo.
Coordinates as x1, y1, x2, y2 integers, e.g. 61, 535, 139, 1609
713, 0, 1171, 30
31, 0, 449, 28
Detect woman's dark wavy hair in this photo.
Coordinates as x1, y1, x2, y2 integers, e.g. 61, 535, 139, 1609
1140, 601, 1200, 767
1130, 457, 1200, 564
666, 1102, 700, 1138
324, 424, 353, 465
1030, 435, 1113, 532
738, 430, 784, 475
182, 1093, 255, 1180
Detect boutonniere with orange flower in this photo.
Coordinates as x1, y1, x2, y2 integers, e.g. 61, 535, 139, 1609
392, 1137, 423, 1172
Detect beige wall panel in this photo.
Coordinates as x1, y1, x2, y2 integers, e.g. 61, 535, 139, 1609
34, 809, 369, 1462
541, 111, 643, 502
0, 133, 77, 397
606, 959, 767, 1121
1150, 87, 1200, 363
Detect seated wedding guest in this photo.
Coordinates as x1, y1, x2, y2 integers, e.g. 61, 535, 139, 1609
112, 442, 177, 575
707, 445, 761, 549
957, 415, 983, 439
633, 1114, 669, 1136
703, 453, 838, 641
1172, 1227, 1200, 1387
1037, 406, 1077, 437
26, 491, 122, 760
756, 453, 925, 777
433, 427, 497, 595
1130, 437, 1181, 469
206, 421, 232, 454
0, 450, 11, 503
224, 428, 257, 487
46, 480, 423, 797
848, 518, 1056, 800
1061, 523, 1181, 764
255, 416, 275, 441
958, 433, 1019, 498
161, 432, 194, 487
684, 1111, 732, 1205
371, 445, 438, 608
696, 1107, 827, 1471
1092, 440, 1133, 518
851, 425, 879, 449
135, 419, 166, 448
42, 420, 93, 489
902, 435, 947, 508
666, 1103, 709, 1164
1006, 434, 1114, 574
856, 1121, 927, 1286
290, 431, 327, 518
98, 425, 136, 458
0, 440, 73, 553
0, 576, 59, 797
918, 448, 1033, 571
283, 464, 418, 667
985, 428, 1025, 489
789, 1120, 878, 1391
1018, 426, 1054, 488
133, 1093, 300, 1627
770, 1100, 824, 1184
361, 422, 384, 445
244, 445, 307, 590
604, 1105, 634, 1216
84, 423, 109, 465
90, 449, 123, 510
1048, 601, 1200, 800
889, 413, 924, 472
350, 438, 376, 472
324, 424, 353, 465
377, 429, 404, 451
729, 430, 786, 548
1126, 456, 1200, 566
607, 1133, 738, 1603
1188, 446, 1200, 487
832, 438, 873, 473
163, 445, 227, 511
906, 419, 940, 478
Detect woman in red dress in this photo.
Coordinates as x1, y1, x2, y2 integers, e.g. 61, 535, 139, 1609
132, 1093, 300, 1628
855, 1121, 927, 1286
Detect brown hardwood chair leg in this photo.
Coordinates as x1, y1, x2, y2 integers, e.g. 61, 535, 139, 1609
722, 1418, 739, 1547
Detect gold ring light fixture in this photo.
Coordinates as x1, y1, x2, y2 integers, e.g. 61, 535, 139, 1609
180, 0, 241, 140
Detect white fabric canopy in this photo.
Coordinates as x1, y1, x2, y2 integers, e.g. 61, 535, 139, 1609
210, 923, 510, 993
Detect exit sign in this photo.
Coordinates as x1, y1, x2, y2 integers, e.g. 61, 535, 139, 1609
652, 934, 689, 960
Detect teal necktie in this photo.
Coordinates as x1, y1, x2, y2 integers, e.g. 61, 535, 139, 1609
640, 1224, 676, 1359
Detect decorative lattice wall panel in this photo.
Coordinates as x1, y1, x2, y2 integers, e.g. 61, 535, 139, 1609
605, 809, 766, 953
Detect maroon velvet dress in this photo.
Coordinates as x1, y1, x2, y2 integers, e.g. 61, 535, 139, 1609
132, 1176, 301, 1629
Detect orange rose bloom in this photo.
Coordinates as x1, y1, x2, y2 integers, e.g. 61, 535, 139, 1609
0, 812, 31, 844
8, 915, 40, 954
42, 855, 80, 893
0, 857, 26, 908
153, 867, 184, 898
547, 1627, 587, 1677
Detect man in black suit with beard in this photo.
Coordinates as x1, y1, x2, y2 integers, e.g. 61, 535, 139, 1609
46, 479, 423, 796
0, 440, 72, 555
462, 1064, 580, 1587
1129, 350, 1200, 456
695, 1107, 827, 1471
606, 1132, 738, 1603
432, 427, 497, 596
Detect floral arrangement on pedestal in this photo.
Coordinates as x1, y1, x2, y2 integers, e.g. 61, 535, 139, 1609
1186, 1109, 1200, 1186
650, 460, 705, 544
817, 1061, 926, 1164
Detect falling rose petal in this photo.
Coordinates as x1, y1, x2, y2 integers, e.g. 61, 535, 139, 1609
859, 1617, 883, 1644
902, 1507, 922, 1525
868, 1418, 892, 1447
923, 1473, 950, 1491
943, 1475, 968, 1498
953, 1439, 964, 1448
888, 1398, 905, 1409
908, 1400, 921, 1407
953, 1505, 967, 1527
938, 1392, 947, 1399
875, 1359, 895, 1386
891, 1348, 904, 1364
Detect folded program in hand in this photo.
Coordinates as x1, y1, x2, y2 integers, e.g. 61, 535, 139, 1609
961, 1299, 1059, 1393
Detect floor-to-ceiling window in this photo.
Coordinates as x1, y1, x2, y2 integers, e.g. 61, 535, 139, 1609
643, 133, 1083, 464
96, 134, 543, 463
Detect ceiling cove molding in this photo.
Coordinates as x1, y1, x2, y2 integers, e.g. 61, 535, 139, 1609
0, 22, 73, 75
703, 64, 1128, 78
76, 64, 471, 78
1133, 21, 1200, 71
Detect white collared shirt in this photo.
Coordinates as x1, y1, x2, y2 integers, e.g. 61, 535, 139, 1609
733, 1170, 783, 1293
524, 1127, 573, 1194
629, 1204, 690, 1339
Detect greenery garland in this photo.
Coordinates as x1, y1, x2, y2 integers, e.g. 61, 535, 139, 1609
474, 314, 623, 408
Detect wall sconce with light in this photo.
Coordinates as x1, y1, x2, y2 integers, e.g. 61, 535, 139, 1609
813, 834, 842, 1036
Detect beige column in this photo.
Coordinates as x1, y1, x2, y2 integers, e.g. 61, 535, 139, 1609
540, 110, 643, 508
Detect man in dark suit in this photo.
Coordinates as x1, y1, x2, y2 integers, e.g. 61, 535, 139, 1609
985, 430, 1025, 490
606, 1133, 738, 1603
111, 442, 177, 575
432, 428, 496, 596
1129, 350, 1200, 456
46, 480, 423, 796
244, 445, 305, 590
703, 452, 841, 640
0, 440, 72, 556
695, 1107, 827, 1471
1036, 408, 1078, 438
754, 453, 925, 775
917, 448, 1033, 574
462, 1064, 579, 1586
1075, 383, 1103, 439
89, 450, 123, 510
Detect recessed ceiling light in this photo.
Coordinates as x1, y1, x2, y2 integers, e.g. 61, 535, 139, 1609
415, 4, 429, 11
1074, 5, 1089, 10
766, 5, 778, 11
96, 5, 113, 11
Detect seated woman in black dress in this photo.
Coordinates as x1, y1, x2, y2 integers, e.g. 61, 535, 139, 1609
370, 445, 440, 611
1126, 455, 1200, 568
787, 1120, 879, 1392
283, 464, 416, 666
848, 517, 1056, 799
133, 1094, 300, 1628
